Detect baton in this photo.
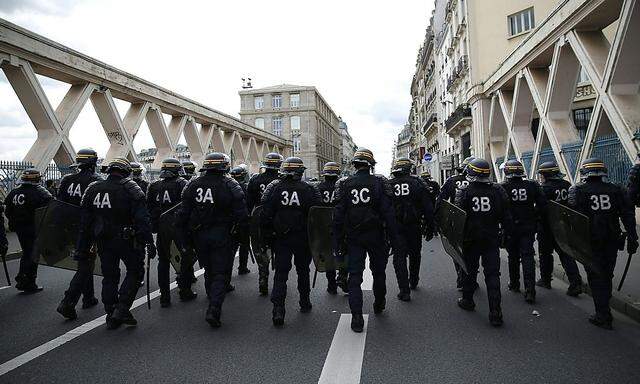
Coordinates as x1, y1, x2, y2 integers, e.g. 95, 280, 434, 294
617, 252, 633, 291
312, 267, 318, 289
146, 252, 151, 309
1, 251, 10, 286
248, 246, 256, 265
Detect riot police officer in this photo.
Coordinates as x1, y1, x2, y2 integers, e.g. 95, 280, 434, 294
182, 160, 197, 181
500, 159, 546, 304
4, 168, 53, 292
247, 152, 284, 295
316, 161, 346, 294
130, 162, 149, 195
420, 170, 440, 208
0, 202, 7, 267
536, 161, 584, 296
455, 159, 512, 326
261, 157, 321, 326
333, 148, 403, 333
230, 166, 251, 275
389, 158, 434, 299
56, 149, 103, 319
569, 158, 638, 329
147, 158, 191, 307
76, 158, 156, 329
437, 156, 475, 290
176, 153, 248, 327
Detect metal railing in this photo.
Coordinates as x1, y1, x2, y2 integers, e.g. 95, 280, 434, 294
0, 161, 73, 198
445, 104, 472, 131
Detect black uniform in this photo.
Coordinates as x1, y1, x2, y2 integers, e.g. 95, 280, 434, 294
58, 169, 103, 307
0, 202, 8, 261
316, 177, 346, 292
436, 173, 469, 285
333, 169, 401, 315
500, 177, 546, 297
569, 179, 637, 322
388, 174, 434, 294
133, 177, 149, 196
261, 178, 321, 309
246, 169, 280, 292
455, 181, 512, 315
422, 178, 440, 208
538, 178, 582, 287
231, 180, 250, 273
176, 173, 248, 311
147, 176, 188, 303
76, 175, 153, 319
4, 183, 53, 289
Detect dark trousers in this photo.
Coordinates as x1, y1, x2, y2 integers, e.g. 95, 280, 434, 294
232, 241, 249, 271
393, 225, 422, 292
257, 247, 271, 287
16, 227, 37, 283
98, 239, 143, 311
538, 228, 582, 285
194, 227, 235, 308
176, 250, 196, 290
64, 256, 96, 305
156, 232, 172, 295
270, 235, 312, 307
463, 241, 501, 311
346, 230, 389, 314
507, 232, 536, 292
586, 244, 618, 319
326, 268, 346, 289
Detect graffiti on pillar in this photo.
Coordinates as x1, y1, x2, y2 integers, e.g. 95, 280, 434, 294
107, 132, 125, 145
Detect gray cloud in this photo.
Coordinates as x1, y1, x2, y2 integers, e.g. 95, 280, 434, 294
0, 0, 81, 16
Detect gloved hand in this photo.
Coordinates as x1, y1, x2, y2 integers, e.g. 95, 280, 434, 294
627, 237, 639, 255
146, 243, 157, 259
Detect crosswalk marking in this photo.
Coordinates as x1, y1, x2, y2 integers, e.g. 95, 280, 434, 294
318, 314, 369, 384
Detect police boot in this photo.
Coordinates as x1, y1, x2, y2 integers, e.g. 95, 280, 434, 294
489, 309, 504, 327
56, 299, 78, 320
536, 278, 552, 289
105, 305, 120, 330
82, 297, 99, 309
373, 298, 386, 314
338, 273, 348, 294
259, 276, 269, 296
351, 313, 364, 333
22, 282, 44, 294
272, 305, 285, 326
524, 290, 536, 304
410, 277, 419, 290
300, 297, 312, 313
397, 290, 411, 302
112, 307, 137, 327
456, 275, 464, 291
179, 288, 198, 302
160, 292, 171, 308
508, 282, 520, 292
205, 305, 222, 328
457, 297, 476, 311
226, 283, 235, 292
327, 277, 338, 295
588, 313, 613, 330
14, 274, 26, 291
566, 281, 583, 297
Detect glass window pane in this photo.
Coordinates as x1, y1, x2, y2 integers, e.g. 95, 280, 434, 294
254, 96, 263, 109
523, 12, 530, 31
290, 94, 300, 108
515, 13, 522, 34
291, 116, 300, 131
255, 118, 264, 129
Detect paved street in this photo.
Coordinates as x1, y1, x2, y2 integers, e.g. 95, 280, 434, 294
1, 239, 639, 384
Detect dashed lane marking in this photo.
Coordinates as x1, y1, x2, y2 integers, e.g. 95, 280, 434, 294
318, 313, 369, 384
0, 268, 206, 377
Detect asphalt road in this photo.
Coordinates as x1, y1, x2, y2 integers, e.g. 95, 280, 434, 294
1, 239, 639, 384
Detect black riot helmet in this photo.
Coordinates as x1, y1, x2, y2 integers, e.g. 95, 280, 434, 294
201, 152, 231, 173
538, 160, 563, 179
263, 153, 284, 170
420, 170, 432, 180
321, 162, 341, 178
458, 156, 475, 174
579, 157, 608, 178
352, 148, 376, 167
159, 158, 184, 178
280, 157, 306, 179
504, 159, 526, 179
466, 158, 492, 183
391, 157, 413, 175
130, 162, 144, 178
105, 158, 132, 177
230, 165, 247, 181
73, 148, 98, 170
182, 160, 197, 179
20, 168, 42, 185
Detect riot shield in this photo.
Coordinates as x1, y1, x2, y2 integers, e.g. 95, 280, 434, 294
435, 200, 468, 274
547, 201, 599, 274
33, 200, 102, 275
307, 206, 334, 273
158, 203, 193, 274
250, 205, 270, 264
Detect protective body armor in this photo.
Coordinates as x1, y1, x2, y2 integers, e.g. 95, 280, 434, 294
181, 174, 243, 229
335, 172, 390, 235
4, 184, 52, 229
500, 178, 545, 233
133, 178, 149, 196
455, 182, 511, 243
147, 177, 187, 229
437, 174, 468, 209
388, 174, 425, 226
317, 179, 337, 207
57, 169, 103, 206
261, 178, 320, 236
247, 170, 279, 211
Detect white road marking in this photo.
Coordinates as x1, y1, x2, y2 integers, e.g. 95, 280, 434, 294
0, 268, 205, 377
318, 314, 369, 384
0, 285, 11, 291
362, 270, 373, 291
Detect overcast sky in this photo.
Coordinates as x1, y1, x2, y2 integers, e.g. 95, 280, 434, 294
0, 0, 433, 174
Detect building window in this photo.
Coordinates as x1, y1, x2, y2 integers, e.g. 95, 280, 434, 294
573, 107, 593, 135
255, 118, 264, 129
272, 94, 282, 108
290, 94, 300, 108
508, 8, 535, 37
254, 96, 264, 110
291, 116, 300, 133
273, 117, 283, 136
293, 137, 301, 153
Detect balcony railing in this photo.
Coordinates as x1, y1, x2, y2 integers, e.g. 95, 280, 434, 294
445, 104, 472, 132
